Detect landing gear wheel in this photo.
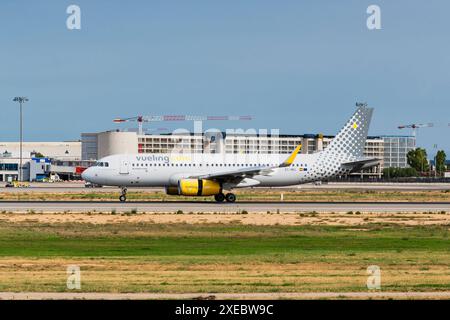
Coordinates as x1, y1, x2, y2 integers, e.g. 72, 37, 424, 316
225, 193, 236, 203
119, 187, 127, 202
214, 193, 225, 202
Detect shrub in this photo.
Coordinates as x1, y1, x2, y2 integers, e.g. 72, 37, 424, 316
383, 167, 418, 178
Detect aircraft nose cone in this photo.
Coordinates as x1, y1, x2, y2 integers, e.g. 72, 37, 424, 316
81, 168, 93, 181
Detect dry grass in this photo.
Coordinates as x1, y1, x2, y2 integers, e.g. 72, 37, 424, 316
0, 211, 448, 294
0, 256, 449, 293
0, 211, 449, 227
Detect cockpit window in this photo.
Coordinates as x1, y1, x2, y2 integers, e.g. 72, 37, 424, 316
94, 161, 109, 167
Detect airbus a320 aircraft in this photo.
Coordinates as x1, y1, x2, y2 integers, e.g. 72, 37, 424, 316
82, 105, 379, 202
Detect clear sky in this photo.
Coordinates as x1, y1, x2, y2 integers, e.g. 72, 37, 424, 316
1, 0, 449, 157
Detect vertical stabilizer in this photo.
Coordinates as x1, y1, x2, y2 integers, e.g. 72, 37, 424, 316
306, 104, 374, 181
323, 104, 373, 158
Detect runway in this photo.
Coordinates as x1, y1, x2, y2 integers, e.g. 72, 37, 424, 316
1, 201, 449, 213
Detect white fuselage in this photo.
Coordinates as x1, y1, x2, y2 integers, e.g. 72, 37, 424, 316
82, 152, 326, 188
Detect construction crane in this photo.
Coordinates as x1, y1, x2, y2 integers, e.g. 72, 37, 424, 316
113, 115, 253, 135
398, 123, 434, 137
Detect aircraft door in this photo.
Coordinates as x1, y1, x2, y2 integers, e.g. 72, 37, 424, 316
119, 158, 130, 174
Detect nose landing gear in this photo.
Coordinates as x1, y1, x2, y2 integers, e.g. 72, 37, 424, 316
119, 187, 127, 202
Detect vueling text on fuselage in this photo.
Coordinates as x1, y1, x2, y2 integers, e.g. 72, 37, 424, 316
135, 155, 194, 164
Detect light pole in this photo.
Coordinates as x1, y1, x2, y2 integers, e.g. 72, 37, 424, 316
433, 144, 438, 178
13, 97, 29, 182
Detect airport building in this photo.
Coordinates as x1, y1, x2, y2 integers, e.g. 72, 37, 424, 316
82, 131, 388, 158
0, 141, 81, 182
81, 131, 415, 177
381, 136, 416, 168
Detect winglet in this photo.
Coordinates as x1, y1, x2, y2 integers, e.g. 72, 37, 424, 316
279, 144, 302, 167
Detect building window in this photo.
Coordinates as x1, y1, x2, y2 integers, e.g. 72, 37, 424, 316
0, 163, 19, 171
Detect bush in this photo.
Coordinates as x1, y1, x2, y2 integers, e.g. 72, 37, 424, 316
383, 167, 418, 178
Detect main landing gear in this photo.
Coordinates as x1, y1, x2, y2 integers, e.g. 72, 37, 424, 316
119, 187, 127, 202
214, 192, 236, 203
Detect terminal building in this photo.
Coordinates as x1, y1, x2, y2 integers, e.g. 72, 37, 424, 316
0, 141, 82, 182
381, 135, 417, 168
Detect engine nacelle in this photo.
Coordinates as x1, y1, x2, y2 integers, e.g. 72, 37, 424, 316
171, 179, 222, 196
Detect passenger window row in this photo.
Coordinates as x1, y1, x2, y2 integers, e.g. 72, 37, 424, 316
130, 163, 307, 168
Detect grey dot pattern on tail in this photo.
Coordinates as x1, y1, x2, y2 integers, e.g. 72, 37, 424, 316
305, 106, 374, 181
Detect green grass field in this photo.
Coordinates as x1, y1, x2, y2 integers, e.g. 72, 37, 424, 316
0, 218, 449, 293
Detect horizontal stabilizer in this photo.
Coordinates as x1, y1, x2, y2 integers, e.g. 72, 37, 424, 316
341, 158, 381, 172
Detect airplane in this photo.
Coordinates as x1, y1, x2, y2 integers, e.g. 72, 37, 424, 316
82, 105, 380, 202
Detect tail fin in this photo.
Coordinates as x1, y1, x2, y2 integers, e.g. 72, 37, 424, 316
306, 104, 374, 181
323, 104, 373, 158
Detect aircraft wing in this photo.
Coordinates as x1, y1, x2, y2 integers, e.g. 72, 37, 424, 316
341, 158, 381, 172
192, 165, 274, 181
189, 144, 302, 182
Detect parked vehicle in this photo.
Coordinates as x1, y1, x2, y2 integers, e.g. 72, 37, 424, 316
13, 181, 30, 188
3, 181, 29, 188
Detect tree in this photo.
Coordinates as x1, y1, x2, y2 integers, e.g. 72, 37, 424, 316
435, 150, 447, 175
32, 151, 45, 158
407, 148, 429, 173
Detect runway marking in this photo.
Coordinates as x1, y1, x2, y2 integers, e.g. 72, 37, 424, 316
0, 201, 449, 213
